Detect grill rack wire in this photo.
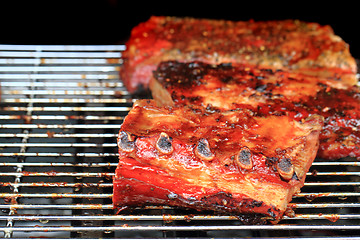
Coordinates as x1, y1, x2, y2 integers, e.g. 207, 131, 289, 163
0, 45, 360, 240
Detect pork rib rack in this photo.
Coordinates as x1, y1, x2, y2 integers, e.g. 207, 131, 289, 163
150, 61, 360, 160
113, 100, 323, 223
121, 16, 357, 93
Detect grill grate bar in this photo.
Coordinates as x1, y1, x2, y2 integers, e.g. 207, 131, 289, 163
0, 215, 240, 221
0, 143, 117, 147
294, 192, 360, 198
2, 98, 132, 104
1, 178, 360, 188
304, 181, 360, 186
0, 66, 120, 72
0, 204, 114, 210
2, 191, 360, 199
2, 202, 360, 210
0, 172, 115, 177
0, 133, 118, 138
0, 124, 122, 129
2, 214, 360, 222
294, 203, 360, 208
0, 115, 124, 121
2, 179, 360, 189
1, 161, 358, 167
0, 182, 113, 188
0, 58, 122, 65
0, 193, 112, 198
1, 170, 360, 178
0, 51, 122, 58
311, 161, 360, 166
0, 162, 117, 167
0, 152, 118, 157
0, 44, 126, 51
1, 225, 360, 232
305, 171, 360, 176
2, 90, 129, 95
0, 106, 131, 112
0, 182, 112, 188
1, 81, 122, 86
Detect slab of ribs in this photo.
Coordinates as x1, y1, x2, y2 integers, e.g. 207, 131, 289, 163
114, 16, 359, 223
150, 61, 360, 160
121, 16, 356, 93
113, 99, 323, 222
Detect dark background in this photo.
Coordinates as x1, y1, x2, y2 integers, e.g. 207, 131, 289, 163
1, 1, 359, 58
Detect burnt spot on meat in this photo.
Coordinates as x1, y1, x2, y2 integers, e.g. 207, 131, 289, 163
240, 199, 264, 209
260, 68, 275, 74
317, 82, 328, 88
156, 132, 173, 154
251, 200, 264, 208
153, 61, 209, 88
267, 208, 277, 219
195, 138, 214, 161
277, 156, 295, 181
235, 146, 253, 170
265, 156, 279, 172
218, 62, 233, 69
266, 157, 278, 167
118, 131, 136, 153
205, 104, 220, 113
220, 76, 234, 83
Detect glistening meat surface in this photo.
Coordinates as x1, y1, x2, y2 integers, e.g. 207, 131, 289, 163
121, 16, 357, 93
113, 100, 323, 223
150, 61, 360, 160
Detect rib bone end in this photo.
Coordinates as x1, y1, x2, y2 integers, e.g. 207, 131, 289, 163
195, 138, 214, 161
277, 156, 294, 181
156, 132, 173, 154
118, 131, 136, 153
235, 146, 253, 170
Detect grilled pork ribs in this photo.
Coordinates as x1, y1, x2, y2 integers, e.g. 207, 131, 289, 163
115, 16, 358, 222
150, 61, 360, 160
121, 16, 357, 93
113, 100, 323, 222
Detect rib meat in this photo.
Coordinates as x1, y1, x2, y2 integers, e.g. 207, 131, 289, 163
150, 61, 360, 160
121, 16, 357, 93
113, 100, 323, 223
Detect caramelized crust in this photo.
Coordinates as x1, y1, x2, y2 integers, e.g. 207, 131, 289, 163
113, 100, 323, 222
150, 61, 360, 160
121, 16, 357, 93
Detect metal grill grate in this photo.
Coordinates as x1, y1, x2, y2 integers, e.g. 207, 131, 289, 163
0, 45, 360, 240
